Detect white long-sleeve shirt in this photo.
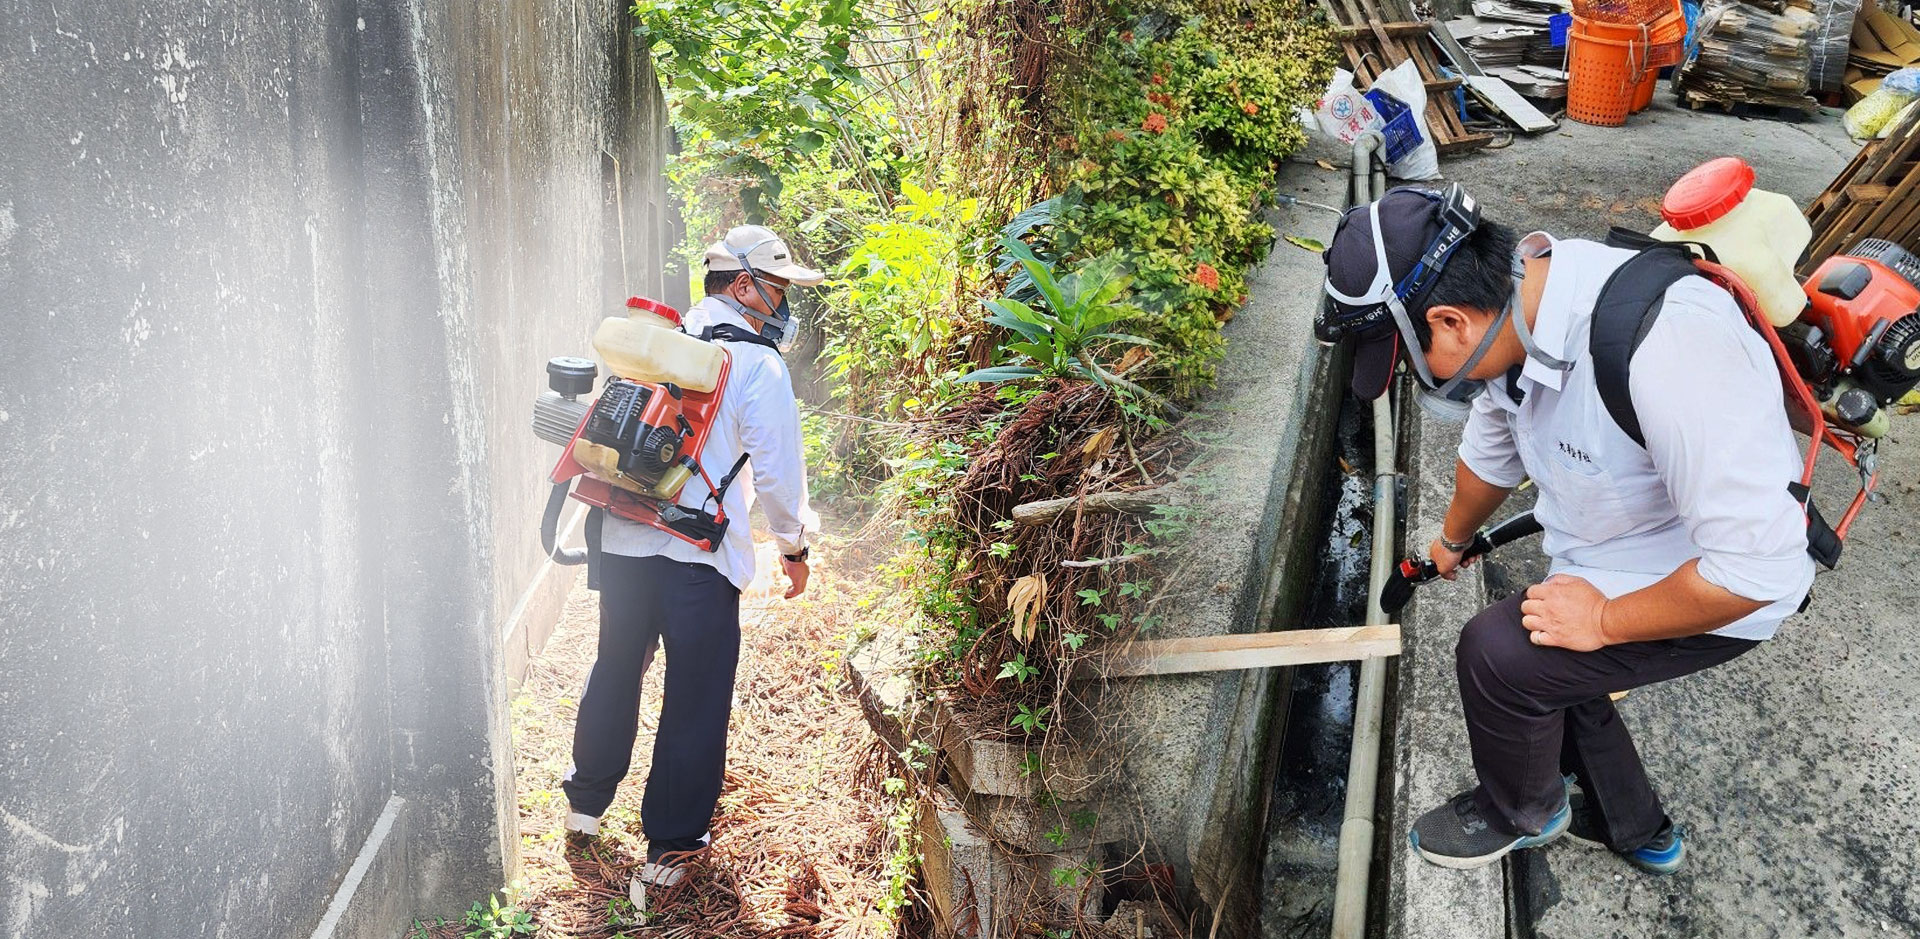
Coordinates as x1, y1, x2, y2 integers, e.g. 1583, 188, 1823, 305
600, 296, 817, 591
1457, 233, 1814, 641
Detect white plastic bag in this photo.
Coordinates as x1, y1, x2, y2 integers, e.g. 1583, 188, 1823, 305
1371, 60, 1442, 181
1314, 69, 1387, 145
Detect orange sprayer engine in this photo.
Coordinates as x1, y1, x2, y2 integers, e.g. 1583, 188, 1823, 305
532, 299, 747, 559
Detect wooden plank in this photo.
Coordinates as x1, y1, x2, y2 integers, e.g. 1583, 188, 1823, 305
1466, 74, 1557, 131
1337, 22, 1430, 37
1104, 625, 1402, 677
1845, 182, 1895, 203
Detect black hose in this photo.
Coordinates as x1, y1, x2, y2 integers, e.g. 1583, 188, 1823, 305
541, 480, 589, 565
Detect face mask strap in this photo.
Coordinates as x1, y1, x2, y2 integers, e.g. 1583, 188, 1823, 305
1505, 265, 1572, 373
723, 234, 796, 338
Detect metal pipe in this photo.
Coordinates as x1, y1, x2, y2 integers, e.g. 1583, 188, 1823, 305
1330, 135, 1394, 939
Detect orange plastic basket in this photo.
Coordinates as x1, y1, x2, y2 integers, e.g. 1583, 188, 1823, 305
1632, 63, 1659, 111
1574, 12, 1685, 67
1567, 29, 1648, 126
1572, 0, 1669, 25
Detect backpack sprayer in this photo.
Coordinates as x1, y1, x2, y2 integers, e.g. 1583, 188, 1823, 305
531, 298, 748, 560
1381, 159, 1920, 614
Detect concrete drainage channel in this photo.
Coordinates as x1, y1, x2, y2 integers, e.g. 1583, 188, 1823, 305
1258, 139, 1403, 939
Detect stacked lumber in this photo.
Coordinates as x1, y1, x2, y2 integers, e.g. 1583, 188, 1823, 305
1844, 4, 1920, 102
1803, 103, 1920, 270
1319, 0, 1496, 153
1675, 0, 1823, 115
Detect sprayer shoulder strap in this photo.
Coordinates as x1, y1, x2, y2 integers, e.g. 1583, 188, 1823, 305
1589, 230, 1719, 449
1589, 229, 1841, 571
703, 323, 780, 351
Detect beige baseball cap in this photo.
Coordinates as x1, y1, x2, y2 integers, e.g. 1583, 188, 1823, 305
703, 225, 826, 286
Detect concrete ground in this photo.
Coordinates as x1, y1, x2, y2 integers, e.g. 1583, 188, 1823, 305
1390, 84, 1920, 938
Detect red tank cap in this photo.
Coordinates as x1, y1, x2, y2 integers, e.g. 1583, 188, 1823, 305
627, 296, 682, 325
1660, 157, 1756, 231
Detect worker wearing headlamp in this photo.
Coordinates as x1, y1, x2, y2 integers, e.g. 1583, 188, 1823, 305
1317, 187, 1813, 874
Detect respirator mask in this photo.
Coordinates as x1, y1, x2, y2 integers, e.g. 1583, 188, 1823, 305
726, 237, 801, 354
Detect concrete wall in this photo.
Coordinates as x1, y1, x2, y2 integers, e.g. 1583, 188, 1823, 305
0, 1, 680, 936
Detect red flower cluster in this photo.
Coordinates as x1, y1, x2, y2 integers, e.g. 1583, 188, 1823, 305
1242, 101, 1260, 116
1142, 113, 1169, 134
1147, 91, 1173, 107
1192, 263, 1220, 290
1107, 128, 1129, 142
1150, 72, 1167, 85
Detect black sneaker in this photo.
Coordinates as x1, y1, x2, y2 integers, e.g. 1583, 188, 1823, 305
1408, 790, 1570, 869
1565, 792, 1685, 874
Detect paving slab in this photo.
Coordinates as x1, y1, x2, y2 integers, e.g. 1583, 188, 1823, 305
1393, 85, 1920, 938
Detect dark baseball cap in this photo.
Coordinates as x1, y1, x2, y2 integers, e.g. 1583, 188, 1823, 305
1320, 188, 1459, 399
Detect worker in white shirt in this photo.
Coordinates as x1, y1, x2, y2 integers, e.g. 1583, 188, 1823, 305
1316, 186, 1813, 874
562, 225, 821, 893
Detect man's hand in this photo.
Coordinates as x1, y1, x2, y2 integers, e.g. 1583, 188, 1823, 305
1428, 537, 1475, 580
781, 556, 810, 600
1520, 574, 1610, 651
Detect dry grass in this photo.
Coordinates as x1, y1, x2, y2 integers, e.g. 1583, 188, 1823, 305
493, 520, 919, 939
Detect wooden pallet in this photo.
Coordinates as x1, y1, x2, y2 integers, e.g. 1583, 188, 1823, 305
1803, 104, 1920, 271
1678, 88, 1820, 122
1320, 0, 1495, 154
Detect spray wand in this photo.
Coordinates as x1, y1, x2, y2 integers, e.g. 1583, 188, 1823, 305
1378, 511, 1543, 614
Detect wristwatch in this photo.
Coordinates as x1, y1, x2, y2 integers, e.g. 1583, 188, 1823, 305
783, 546, 810, 563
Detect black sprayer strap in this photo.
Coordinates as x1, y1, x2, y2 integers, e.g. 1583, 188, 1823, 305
703, 323, 781, 351
1590, 233, 1840, 570
1588, 244, 1704, 449
710, 451, 753, 504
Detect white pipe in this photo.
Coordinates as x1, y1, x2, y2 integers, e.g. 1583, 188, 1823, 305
1330, 135, 1394, 939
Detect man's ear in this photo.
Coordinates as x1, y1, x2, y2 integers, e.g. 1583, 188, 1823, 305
1425, 304, 1476, 346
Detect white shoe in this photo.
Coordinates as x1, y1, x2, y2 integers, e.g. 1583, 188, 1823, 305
630, 832, 709, 909
564, 811, 600, 837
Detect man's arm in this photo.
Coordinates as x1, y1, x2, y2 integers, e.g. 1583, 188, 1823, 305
1431, 459, 1515, 578
1434, 390, 1524, 576
735, 357, 818, 597
1521, 562, 1765, 651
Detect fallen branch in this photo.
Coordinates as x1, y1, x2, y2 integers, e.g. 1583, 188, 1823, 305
1011, 487, 1184, 527
1059, 553, 1144, 569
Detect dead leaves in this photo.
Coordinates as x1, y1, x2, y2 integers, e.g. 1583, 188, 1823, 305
1008, 573, 1047, 642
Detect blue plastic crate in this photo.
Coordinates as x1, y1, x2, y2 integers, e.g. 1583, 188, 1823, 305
1363, 88, 1423, 164
1550, 12, 1572, 46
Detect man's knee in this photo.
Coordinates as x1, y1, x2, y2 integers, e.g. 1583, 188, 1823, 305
1456, 594, 1530, 689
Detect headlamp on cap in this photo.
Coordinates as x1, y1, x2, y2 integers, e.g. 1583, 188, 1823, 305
1317, 184, 1509, 419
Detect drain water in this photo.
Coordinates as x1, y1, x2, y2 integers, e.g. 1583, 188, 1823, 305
1260, 393, 1376, 939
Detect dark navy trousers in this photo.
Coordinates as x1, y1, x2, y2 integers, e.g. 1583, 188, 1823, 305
1456, 589, 1758, 851
563, 552, 740, 853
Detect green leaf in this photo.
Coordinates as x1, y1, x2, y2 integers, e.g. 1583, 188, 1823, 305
1284, 234, 1327, 252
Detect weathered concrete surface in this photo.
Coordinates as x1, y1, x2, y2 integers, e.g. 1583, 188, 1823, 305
0, 2, 678, 935
1393, 87, 1920, 938
1105, 162, 1353, 933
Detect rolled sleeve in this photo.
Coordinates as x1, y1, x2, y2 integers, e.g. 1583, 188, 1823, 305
1458, 390, 1526, 488
1628, 284, 1813, 604
736, 357, 817, 556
